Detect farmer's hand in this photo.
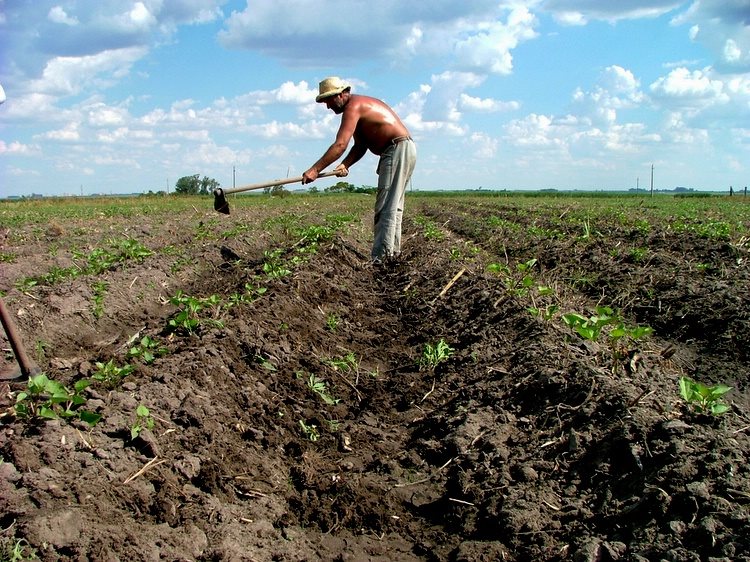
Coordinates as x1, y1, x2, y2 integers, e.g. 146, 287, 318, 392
302, 168, 318, 184
334, 164, 349, 177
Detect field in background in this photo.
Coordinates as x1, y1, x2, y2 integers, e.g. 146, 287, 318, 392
1, 191, 749, 561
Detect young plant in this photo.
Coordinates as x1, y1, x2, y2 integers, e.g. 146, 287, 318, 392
127, 335, 168, 365
679, 377, 732, 415
562, 306, 619, 342
262, 249, 292, 279
14, 373, 101, 426
130, 404, 155, 439
167, 291, 224, 335
419, 339, 454, 371
91, 280, 108, 319
92, 359, 135, 388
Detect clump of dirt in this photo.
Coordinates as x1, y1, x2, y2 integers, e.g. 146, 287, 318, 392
1, 195, 749, 561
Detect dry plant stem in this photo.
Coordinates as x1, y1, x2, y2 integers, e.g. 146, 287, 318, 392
421, 379, 437, 403
334, 370, 362, 402
433, 268, 466, 302
392, 457, 455, 489
123, 457, 166, 484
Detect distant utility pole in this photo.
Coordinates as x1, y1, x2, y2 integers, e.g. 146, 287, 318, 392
233, 165, 236, 189
636, 177, 639, 192
650, 164, 654, 198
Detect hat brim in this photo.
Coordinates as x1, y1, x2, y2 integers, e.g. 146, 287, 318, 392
316, 87, 347, 103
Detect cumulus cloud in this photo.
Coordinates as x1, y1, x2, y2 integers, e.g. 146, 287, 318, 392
650, 67, 727, 101
671, 0, 750, 72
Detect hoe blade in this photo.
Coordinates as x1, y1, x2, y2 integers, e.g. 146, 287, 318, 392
213, 189, 230, 214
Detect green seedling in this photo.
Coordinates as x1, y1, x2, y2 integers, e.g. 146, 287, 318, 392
127, 335, 168, 365
302, 372, 339, 405
325, 313, 340, 332
299, 420, 320, 442
562, 306, 619, 342
262, 249, 291, 279
167, 291, 224, 334
91, 280, 108, 319
0, 537, 37, 561
14, 373, 101, 426
325, 352, 359, 374
419, 339, 454, 371
679, 377, 732, 415
256, 355, 277, 372
489, 259, 538, 297
92, 359, 135, 388
130, 404, 155, 439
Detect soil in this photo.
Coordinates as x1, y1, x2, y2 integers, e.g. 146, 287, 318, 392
1, 193, 749, 562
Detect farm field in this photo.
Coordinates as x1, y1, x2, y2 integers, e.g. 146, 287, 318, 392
1, 191, 749, 561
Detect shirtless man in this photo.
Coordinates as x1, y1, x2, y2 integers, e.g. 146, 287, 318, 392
303, 77, 417, 262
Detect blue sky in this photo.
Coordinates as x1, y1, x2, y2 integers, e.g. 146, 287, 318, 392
1, 0, 749, 196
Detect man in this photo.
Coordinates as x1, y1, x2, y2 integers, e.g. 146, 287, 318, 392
303, 77, 416, 262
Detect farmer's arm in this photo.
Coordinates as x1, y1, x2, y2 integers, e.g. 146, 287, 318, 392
303, 107, 359, 183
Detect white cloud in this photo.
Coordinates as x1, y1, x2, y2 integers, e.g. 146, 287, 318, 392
48, 6, 79, 25
543, 0, 683, 24
27, 47, 147, 97
459, 94, 520, 112
38, 122, 81, 141
650, 67, 726, 100
0, 140, 41, 155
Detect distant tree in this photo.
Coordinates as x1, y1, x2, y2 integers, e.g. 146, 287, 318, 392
325, 181, 355, 193
199, 176, 220, 195
175, 174, 201, 195
174, 175, 220, 195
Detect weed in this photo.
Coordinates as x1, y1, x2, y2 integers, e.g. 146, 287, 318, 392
130, 404, 155, 439
256, 355, 277, 372
325, 313, 340, 332
14, 373, 101, 426
629, 247, 649, 263
299, 420, 320, 442
419, 339, 454, 371
301, 372, 339, 405
0, 537, 37, 561
679, 377, 731, 415
528, 304, 559, 320
0, 252, 17, 263
325, 352, 359, 374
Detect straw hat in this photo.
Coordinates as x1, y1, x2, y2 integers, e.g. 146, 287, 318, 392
316, 77, 350, 102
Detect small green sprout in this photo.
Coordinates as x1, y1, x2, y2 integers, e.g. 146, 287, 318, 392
679, 377, 732, 416
131, 404, 155, 439
419, 339, 454, 371
92, 359, 135, 388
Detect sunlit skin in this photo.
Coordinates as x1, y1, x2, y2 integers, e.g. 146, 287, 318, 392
302, 90, 411, 184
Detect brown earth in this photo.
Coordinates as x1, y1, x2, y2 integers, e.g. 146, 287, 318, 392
1, 193, 749, 562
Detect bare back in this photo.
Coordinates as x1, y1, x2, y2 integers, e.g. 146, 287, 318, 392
341, 94, 410, 156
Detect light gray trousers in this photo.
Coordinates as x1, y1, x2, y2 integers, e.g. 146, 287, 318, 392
372, 138, 417, 260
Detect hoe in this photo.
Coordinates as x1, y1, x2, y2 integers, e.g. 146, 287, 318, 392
213, 171, 339, 214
